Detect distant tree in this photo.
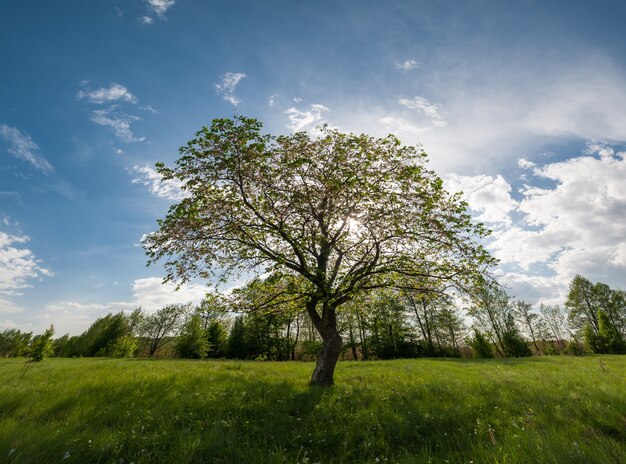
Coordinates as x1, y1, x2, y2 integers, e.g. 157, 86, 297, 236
31, 325, 55, 362
537, 304, 569, 351
514, 301, 541, 354
109, 335, 139, 358
53, 333, 71, 357
141, 304, 189, 356
470, 330, 493, 358
584, 310, 626, 354
144, 116, 495, 385
566, 275, 626, 338
70, 311, 137, 357
225, 316, 247, 359
176, 314, 209, 359
0, 329, 32, 357
469, 285, 531, 357
367, 290, 414, 359
206, 319, 228, 358
468, 285, 508, 357
501, 315, 532, 357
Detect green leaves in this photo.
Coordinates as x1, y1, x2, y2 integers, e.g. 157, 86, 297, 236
145, 115, 496, 308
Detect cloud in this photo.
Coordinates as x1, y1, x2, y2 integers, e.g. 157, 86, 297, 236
145, 0, 176, 19
285, 104, 329, 132
43, 277, 208, 334
445, 174, 517, 226
141, 16, 153, 24
90, 106, 145, 143
131, 277, 208, 311
451, 143, 626, 304
0, 319, 20, 329
77, 83, 138, 104
378, 116, 426, 135
399, 96, 446, 127
139, 105, 158, 114
216, 72, 246, 106
517, 158, 536, 170
396, 59, 419, 71
130, 165, 188, 201
0, 125, 54, 174
0, 230, 51, 297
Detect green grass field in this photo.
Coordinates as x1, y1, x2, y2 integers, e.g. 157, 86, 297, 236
0, 357, 624, 463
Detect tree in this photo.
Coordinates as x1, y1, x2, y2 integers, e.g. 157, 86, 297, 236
537, 304, 569, 351
225, 316, 247, 359
176, 314, 209, 358
31, 325, 55, 362
566, 275, 626, 338
141, 304, 189, 356
144, 116, 495, 385
584, 310, 626, 354
514, 301, 541, 354
468, 285, 530, 357
0, 329, 32, 357
206, 319, 227, 358
470, 330, 493, 358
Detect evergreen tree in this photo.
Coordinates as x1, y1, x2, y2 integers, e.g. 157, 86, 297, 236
226, 317, 247, 359
206, 320, 227, 358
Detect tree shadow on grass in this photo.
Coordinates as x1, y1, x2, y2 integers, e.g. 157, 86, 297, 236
2, 358, 625, 463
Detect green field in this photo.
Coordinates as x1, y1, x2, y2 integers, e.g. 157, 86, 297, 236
0, 357, 624, 463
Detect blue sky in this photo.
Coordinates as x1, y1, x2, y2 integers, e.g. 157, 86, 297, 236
2, 0, 626, 335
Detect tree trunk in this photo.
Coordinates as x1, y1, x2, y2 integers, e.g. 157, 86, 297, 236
310, 330, 343, 386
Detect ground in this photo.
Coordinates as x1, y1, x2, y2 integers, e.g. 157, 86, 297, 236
0, 356, 624, 463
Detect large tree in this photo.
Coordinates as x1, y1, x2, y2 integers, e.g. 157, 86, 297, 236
144, 116, 495, 385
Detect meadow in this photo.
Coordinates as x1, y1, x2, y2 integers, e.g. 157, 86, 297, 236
0, 357, 624, 464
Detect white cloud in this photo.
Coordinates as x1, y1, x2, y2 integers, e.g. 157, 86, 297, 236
141, 15, 154, 24
131, 277, 208, 311
216, 72, 246, 106
0, 230, 51, 297
139, 105, 158, 114
77, 83, 138, 104
0, 319, 20, 329
445, 174, 517, 226
285, 104, 329, 132
130, 165, 188, 201
0, 125, 54, 174
517, 157, 536, 170
399, 96, 446, 127
145, 0, 176, 18
43, 277, 208, 334
396, 59, 419, 71
378, 116, 426, 135
90, 106, 145, 143
452, 143, 626, 303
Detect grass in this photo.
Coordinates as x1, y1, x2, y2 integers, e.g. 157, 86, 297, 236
0, 357, 625, 463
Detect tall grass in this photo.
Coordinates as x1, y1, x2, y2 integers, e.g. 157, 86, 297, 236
0, 356, 624, 463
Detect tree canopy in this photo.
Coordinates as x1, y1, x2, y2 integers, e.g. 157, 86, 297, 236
144, 116, 496, 385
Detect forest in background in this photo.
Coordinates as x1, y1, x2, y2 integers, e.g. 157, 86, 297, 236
3, 274, 625, 362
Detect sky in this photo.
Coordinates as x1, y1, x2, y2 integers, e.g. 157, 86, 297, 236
2, 0, 626, 335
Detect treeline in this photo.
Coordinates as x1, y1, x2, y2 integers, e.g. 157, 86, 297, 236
2, 275, 624, 361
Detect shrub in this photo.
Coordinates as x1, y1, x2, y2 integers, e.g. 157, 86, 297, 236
470, 330, 494, 358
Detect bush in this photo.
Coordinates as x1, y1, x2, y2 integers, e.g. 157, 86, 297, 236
502, 329, 532, 357
563, 340, 585, 356
470, 330, 494, 358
